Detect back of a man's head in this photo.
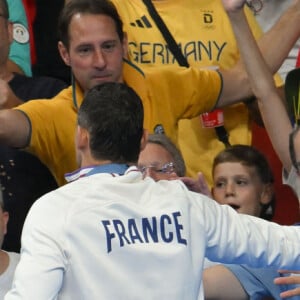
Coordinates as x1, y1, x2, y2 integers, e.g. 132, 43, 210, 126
78, 82, 144, 164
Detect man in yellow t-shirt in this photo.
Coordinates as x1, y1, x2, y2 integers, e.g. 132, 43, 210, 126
0, 0, 297, 188
110, 0, 285, 186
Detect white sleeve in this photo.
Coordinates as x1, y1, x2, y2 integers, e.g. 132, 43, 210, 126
197, 194, 300, 269
5, 196, 68, 300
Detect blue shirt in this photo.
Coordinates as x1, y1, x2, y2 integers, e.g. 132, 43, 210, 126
226, 251, 300, 299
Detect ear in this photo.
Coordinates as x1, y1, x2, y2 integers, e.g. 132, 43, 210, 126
76, 125, 89, 151
58, 41, 71, 66
260, 183, 274, 205
140, 129, 148, 152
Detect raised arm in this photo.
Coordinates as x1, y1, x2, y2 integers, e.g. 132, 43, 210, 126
219, 0, 297, 173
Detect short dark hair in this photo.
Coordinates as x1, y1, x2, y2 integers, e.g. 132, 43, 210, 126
212, 144, 275, 220
58, 0, 124, 49
78, 82, 144, 164
147, 134, 186, 177
0, 0, 9, 19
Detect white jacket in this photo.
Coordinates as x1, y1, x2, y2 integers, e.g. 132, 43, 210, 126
6, 166, 300, 299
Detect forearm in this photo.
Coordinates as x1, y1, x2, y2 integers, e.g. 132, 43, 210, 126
226, 3, 293, 171
257, 0, 300, 73
203, 265, 248, 300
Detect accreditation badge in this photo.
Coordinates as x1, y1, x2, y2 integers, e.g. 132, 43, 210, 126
200, 109, 224, 128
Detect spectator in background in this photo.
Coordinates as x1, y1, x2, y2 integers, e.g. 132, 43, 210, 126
211, 144, 275, 220
138, 133, 211, 195
107, 0, 278, 179
138, 133, 186, 180
204, 145, 286, 299
0, 187, 20, 299
0, 0, 67, 252
7, 0, 31, 76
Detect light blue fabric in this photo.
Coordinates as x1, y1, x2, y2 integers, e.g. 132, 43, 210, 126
8, 0, 32, 76
226, 264, 299, 300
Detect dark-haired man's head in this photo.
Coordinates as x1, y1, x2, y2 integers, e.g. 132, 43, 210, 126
76, 82, 145, 167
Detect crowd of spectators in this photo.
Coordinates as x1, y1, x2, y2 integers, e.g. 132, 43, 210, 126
1, 0, 300, 298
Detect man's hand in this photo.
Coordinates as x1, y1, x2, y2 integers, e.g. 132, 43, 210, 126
180, 172, 212, 197
221, 0, 247, 13
0, 79, 23, 109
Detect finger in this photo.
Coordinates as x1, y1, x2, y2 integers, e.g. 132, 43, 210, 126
275, 276, 300, 285
280, 287, 300, 298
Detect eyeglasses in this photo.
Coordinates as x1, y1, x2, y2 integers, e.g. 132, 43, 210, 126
246, 0, 263, 15
138, 162, 175, 175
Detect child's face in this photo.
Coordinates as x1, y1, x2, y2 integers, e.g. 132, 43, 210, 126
212, 162, 271, 217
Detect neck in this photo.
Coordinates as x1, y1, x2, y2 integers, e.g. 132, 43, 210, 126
80, 159, 113, 169
0, 250, 9, 275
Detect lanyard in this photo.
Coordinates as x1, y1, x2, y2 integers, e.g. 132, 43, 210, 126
64, 164, 129, 183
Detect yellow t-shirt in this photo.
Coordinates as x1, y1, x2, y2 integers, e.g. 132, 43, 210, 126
112, 0, 283, 185
16, 60, 221, 186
